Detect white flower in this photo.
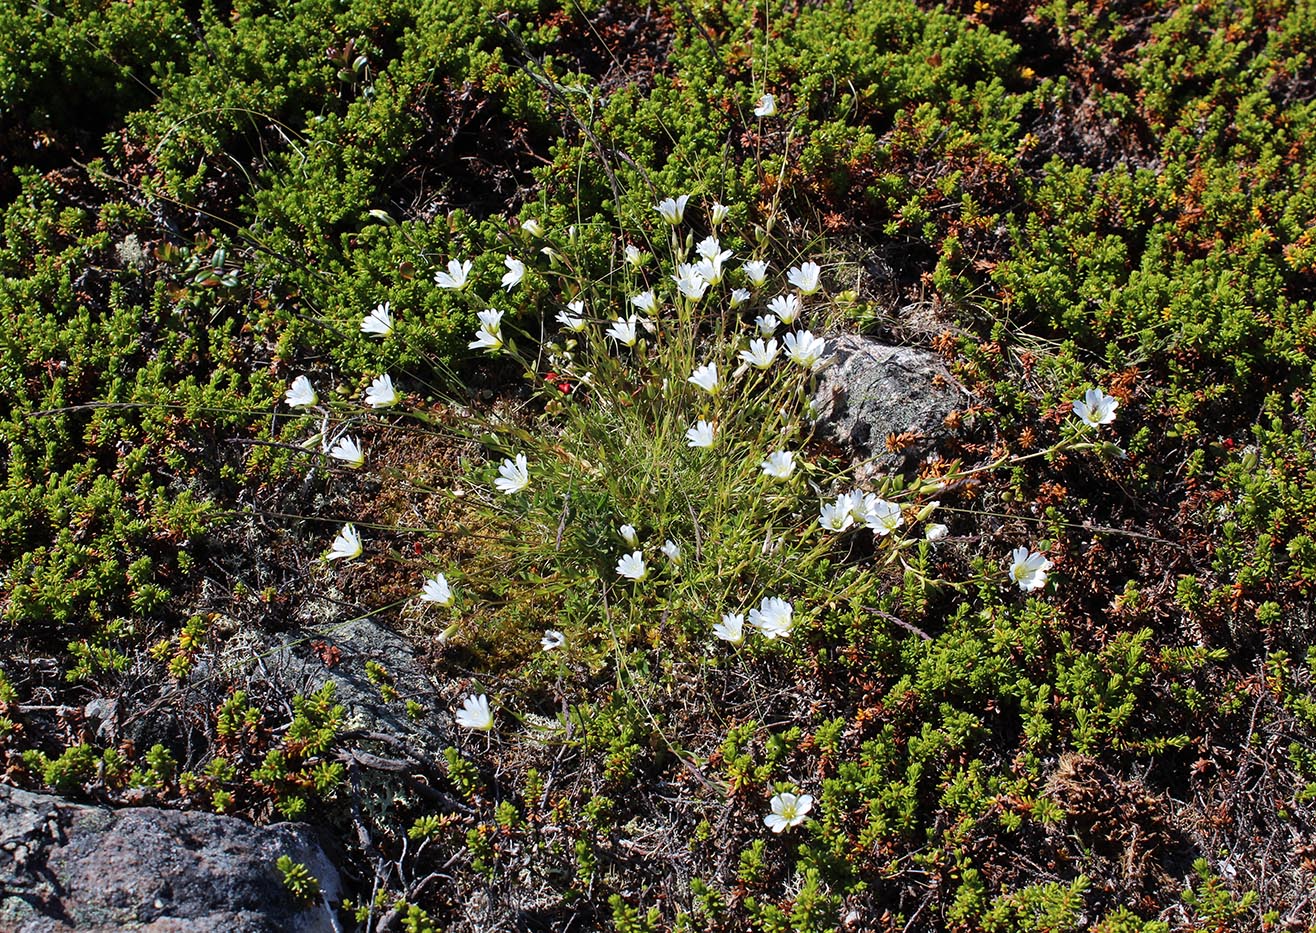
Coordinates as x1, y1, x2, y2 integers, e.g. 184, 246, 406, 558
469, 328, 504, 352
521, 218, 544, 238
454, 694, 494, 731
630, 290, 660, 315
709, 202, 730, 225
713, 612, 744, 645
556, 301, 587, 331
787, 261, 822, 295
656, 195, 690, 225
739, 338, 779, 370
501, 256, 526, 290
748, 596, 794, 638
434, 258, 472, 290
360, 302, 394, 337
620, 524, 640, 548
755, 314, 780, 337
730, 288, 751, 309
841, 490, 869, 523
685, 420, 716, 449
864, 498, 904, 536
926, 523, 950, 542
688, 362, 720, 395
764, 792, 812, 832
624, 244, 645, 266
761, 450, 796, 481
673, 263, 710, 300
784, 330, 829, 370
285, 375, 318, 408
696, 236, 729, 261
541, 629, 565, 651
743, 260, 769, 287
692, 256, 728, 287
660, 539, 681, 563
753, 93, 778, 118
768, 293, 801, 325
606, 315, 641, 347
819, 497, 854, 532
616, 550, 648, 581
495, 454, 530, 495
364, 373, 399, 408
1071, 388, 1119, 427
326, 523, 363, 561
329, 436, 365, 468
1009, 547, 1052, 591
421, 573, 454, 606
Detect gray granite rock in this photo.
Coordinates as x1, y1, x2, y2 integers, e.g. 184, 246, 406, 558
0, 785, 340, 932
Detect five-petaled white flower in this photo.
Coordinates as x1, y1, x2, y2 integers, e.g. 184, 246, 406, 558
521, 218, 544, 238
421, 573, 454, 606
501, 256, 525, 290
556, 301, 587, 331
623, 244, 645, 267
619, 524, 640, 548
365, 374, 399, 408
606, 315, 642, 347
730, 288, 751, 309
329, 435, 365, 468
739, 338, 779, 370
761, 450, 796, 481
749, 596, 794, 638
764, 792, 812, 832
768, 293, 801, 325
714, 612, 744, 645
616, 550, 648, 581
753, 93, 778, 118
784, 330, 829, 370
469, 308, 505, 352
1071, 388, 1119, 428
285, 375, 318, 408
1009, 547, 1052, 591
495, 454, 530, 495
674, 263, 710, 300
361, 302, 394, 337
743, 260, 769, 287
787, 261, 822, 295
434, 258, 472, 290
541, 629, 565, 651
755, 314, 780, 337
656, 195, 690, 225
689, 362, 720, 395
926, 523, 950, 542
326, 523, 363, 561
686, 420, 716, 449
819, 497, 855, 532
710, 202, 730, 225
865, 498, 903, 536
630, 290, 660, 315
455, 694, 494, 731
693, 256, 727, 287
660, 539, 681, 563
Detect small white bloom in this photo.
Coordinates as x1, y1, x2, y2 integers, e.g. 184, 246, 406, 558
748, 596, 794, 638
709, 201, 730, 225
755, 314, 780, 337
541, 629, 565, 651
768, 293, 801, 325
784, 330, 829, 370
660, 539, 681, 563
686, 420, 716, 449
1071, 388, 1119, 427
360, 302, 394, 337
616, 550, 648, 581
521, 218, 544, 238
606, 315, 641, 347
501, 256, 526, 290
495, 454, 530, 495
476, 308, 503, 333
364, 373, 399, 408
713, 612, 744, 645
764, 792, 813, 832
692, 256, 727, 287
469, 328, 504, 352
326, 523, 363, 561
1009, 547, 1052, 591
329, 436, 365, 468
285, 375, 318, 408
454, 694, 494, 731
761, 450, 796, 481
420, 573, 454, 606
753, 93, 778, 118
864, 498, 903, 536
787, 261, 822, 295
624, 244, 645, 266
434, 258, 472, 290
631, 290, 660, 315
674, 263, 710, 300
730, 288, 751, 309
739, 337, 779, 370
688, 362, 720, 395
743, 260, 769, 287
819, 497, 854, 532
926, 522, 950, 542
841, 490, 869, 522
556, 302, 587, 331
620, 524, 640, 548
696, 236, 727, 261
655, 195, 690, 225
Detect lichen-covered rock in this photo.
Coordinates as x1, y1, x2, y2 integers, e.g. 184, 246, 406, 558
0, 785, 340, 932
812, 334, 965, 467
